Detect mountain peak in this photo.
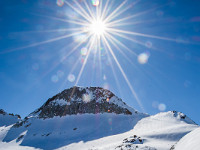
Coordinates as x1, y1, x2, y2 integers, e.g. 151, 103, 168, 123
29, 86, 140, 119
149, 111, 196, 125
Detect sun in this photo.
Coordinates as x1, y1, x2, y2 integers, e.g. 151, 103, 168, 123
88, 19, 107, 36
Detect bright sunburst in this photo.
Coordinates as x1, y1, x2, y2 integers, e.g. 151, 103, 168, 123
63, 0, 146, 111
88, 19, 107, 36
1, 0, 182, 112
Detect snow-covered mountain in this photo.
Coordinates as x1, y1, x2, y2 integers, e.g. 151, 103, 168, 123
28, 86, 141, 118
0, 87, 199, 150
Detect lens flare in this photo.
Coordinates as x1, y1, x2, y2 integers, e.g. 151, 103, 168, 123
138, 52, 150, 64
56, 0, 64, 7
158, 103, 166, 111
91, 0, 100, 7
81, 47, 88, 56
67, 74, 75, 82
0, 0, 187, 113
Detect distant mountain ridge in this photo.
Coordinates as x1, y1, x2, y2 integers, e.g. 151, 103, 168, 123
0, 109, 21, 127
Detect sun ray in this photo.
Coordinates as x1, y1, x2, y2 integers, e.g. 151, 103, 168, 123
97, 36, 102, 77
102, 35, 145, 111
73, 0, 93, 21
75, 35, 95, 85
59, 55, 83, 91
107, 3, 169, 27
105, 0, 140, 23
12, 28, 83, 34
104, 43, 124, 98
83, 0, 96, 20
30, 12, 88, 26
61, 34, 92, 62
0, 31, 86, 54
108, 28, 179, 42
104, 0, 127, 23
38, 33, 92, 83
64, 0, 92, 23
99, 0, 103, 19
108, 30, 148, 48
106, 33, 137, 67
100, 0, 110, 20
107, 19, 161, 28
106, 32, 137, 56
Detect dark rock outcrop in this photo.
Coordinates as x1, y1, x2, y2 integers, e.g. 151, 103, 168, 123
29, 86, 135, 119
0, 109, 21, 119
0, 109, 6, 115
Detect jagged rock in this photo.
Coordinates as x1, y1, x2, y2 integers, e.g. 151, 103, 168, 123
0, 109, 21, 127
0, 109, 6, 115
171, 111, 196, 124
29, 86, 136, 119
0, 109, 21, 119
123, 135, 144, 144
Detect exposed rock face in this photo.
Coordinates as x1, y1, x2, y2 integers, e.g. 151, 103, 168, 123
0, 109, 6, 115
29, 86, 136, 118
116, 135, 156, 150
0, 109, 21, 119
171, 111, 196, 124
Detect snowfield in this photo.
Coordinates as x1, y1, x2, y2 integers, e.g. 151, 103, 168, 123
0, 111, 198, 150
0, 87, 199, 150
173, 127, 200, 150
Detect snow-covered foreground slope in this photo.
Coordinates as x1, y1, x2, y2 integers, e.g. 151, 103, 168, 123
173, 127, 200, 150
0, 112, 198, 150
0, 125, 38, 150
1, 113, 144, 150
0, 110, 33, 150
61, 111, 198, 150
0, 87, 199, 150
131, 111, 198, 150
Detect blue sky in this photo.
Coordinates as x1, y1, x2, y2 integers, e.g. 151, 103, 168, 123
0, 0, 200, 124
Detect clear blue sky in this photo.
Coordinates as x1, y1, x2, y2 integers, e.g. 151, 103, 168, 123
0, 0, 200, 124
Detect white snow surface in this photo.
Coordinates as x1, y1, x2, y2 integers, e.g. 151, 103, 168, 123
174, 127, 200, 150
0, 111, 198, 150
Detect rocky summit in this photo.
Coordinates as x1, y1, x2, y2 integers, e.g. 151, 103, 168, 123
29, 86, 137, 119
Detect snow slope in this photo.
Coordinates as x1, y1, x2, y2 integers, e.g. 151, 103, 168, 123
0, 111, 197, 150
173, 127, 200, 150
0, 87, 199, 150
60, 111, 198, 150
2, 113, 144, 150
